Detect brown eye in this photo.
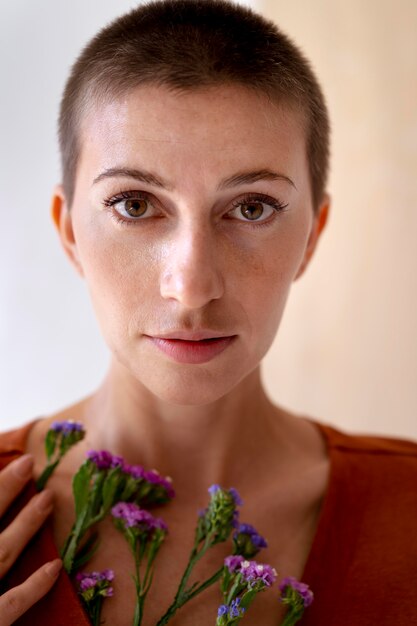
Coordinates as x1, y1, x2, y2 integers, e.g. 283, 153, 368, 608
240, 202, 264, 221
124, 198, 148, 217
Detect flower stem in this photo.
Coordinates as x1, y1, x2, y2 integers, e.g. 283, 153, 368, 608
155, 536, 219, 625
185, 566, 223, 602
61, 513, 87, 573
280, 607, 303, 626
36, 459, 60, 491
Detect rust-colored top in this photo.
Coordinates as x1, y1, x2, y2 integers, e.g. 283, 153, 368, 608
1, 418, 417, 625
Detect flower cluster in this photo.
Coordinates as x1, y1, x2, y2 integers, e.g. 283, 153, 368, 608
51, 421, 84, 435
217, 556, 277, 625
76, 569, 114, 597
61, 449, 174, 574
156, 485, 243, 626
111, 502, 168, 626
111, 501, 167, 532
279, 576, 314, 626
196, 485, 242, 544
223, 556, 277, 591
76, 569, 114, 626
87, 450, 175, 504
232, 523, 267, 559
217, 597, 245, 624
36, 420, 85, 491
86, 450, 124, 470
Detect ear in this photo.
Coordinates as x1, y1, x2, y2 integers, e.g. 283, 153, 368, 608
50, 184, 84, 278
293, 193, 330, 281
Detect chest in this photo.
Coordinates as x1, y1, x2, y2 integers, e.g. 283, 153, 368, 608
51, 480, 325, 626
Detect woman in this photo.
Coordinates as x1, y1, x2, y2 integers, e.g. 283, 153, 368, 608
1, 1, 416, 624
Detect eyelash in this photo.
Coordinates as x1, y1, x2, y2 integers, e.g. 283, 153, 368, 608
102, 190, 289, 227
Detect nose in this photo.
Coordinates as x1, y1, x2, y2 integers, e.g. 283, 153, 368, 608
160, 222, 224, 309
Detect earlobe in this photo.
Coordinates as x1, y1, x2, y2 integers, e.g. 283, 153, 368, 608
50, 185, 84, 278
293, 193, 331, 281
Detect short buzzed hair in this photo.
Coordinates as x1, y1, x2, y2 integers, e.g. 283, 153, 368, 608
59, 0, 330, 211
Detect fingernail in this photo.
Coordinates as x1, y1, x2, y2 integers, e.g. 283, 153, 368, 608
35, 489, 53, 512
45, 559, 62, 578
12, 454, 34, 479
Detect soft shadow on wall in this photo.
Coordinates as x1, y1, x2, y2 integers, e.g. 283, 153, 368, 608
260, 0, 417, 439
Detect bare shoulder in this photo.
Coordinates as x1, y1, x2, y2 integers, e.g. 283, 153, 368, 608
270, 405, 329, 468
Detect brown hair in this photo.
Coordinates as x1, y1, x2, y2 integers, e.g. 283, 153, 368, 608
59, 0, 330, 211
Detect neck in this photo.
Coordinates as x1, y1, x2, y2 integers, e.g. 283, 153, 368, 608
77, 358, 288, 500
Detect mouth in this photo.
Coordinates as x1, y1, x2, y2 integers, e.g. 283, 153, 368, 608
145, 335, 237, 365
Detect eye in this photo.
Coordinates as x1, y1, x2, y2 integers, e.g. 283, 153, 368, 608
103, 191, 157, 221
117, 197, 148, 218
228, 193, 289, 223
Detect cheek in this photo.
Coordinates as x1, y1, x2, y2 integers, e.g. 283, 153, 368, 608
73, 218, 160, 334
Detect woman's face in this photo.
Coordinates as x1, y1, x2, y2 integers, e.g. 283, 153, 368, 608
54, 84, 328, 405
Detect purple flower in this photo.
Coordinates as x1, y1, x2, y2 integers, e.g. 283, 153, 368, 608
111, 502, 167, 534
229, 487, 243, 506
124, 463, 145, 479
229, 598, 245, 618
217, 598, 245, 620
51, 420, 84, 434
142, 469, 175, 499
199, 485, 242, 544
233, 522, 268, 558
208, 484, 221, 496
217, 604, 228, 617
239, 560, 277, 588
235, 523, 267, 548
224, 555, 245, 573
279, 576, 314, 608
76, 569, 114, 599
208, 485, 242, 505
86, 450, 124, 470
123, 464, 175, 502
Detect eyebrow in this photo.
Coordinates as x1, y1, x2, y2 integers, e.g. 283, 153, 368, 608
220, 168, 296, 190
93, 167, 173, 190
92, 167, 297, 191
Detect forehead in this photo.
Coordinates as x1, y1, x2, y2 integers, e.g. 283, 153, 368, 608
77, 83, 308, 190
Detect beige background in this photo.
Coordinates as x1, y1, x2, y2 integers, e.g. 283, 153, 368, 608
261, 0, 417, 439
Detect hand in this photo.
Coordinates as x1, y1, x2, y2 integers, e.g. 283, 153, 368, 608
0, 454, 62, 626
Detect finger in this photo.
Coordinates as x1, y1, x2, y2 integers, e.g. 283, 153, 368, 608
0, 490, 53, 578
0, 558, 62, 626
0, 456, 34, 517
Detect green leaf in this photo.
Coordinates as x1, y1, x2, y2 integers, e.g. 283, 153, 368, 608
239, 588, 258, 610
102, 467, 122, 514
36, 459, 60, 491
45, 430, 57, 461
89, 471, 106, 518
73, 461, 93, 518
72, 532, 101, 570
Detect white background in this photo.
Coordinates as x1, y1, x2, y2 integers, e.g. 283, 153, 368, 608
0, 0, 261, 430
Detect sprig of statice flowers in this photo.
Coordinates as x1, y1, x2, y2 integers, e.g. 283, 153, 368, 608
217, 556, 277, 624
36, 420, 85, 490
76, 569, 114, 626
156, 484, 245, 625
279, 576, 314, 625
111, 502, 168, 626
61, 450, 174, 573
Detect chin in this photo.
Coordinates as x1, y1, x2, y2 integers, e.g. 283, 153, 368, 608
144, 368, 238, 406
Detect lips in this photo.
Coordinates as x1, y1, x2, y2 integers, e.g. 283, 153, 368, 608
152, 330, 233, 341
145, 334, 236, 365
